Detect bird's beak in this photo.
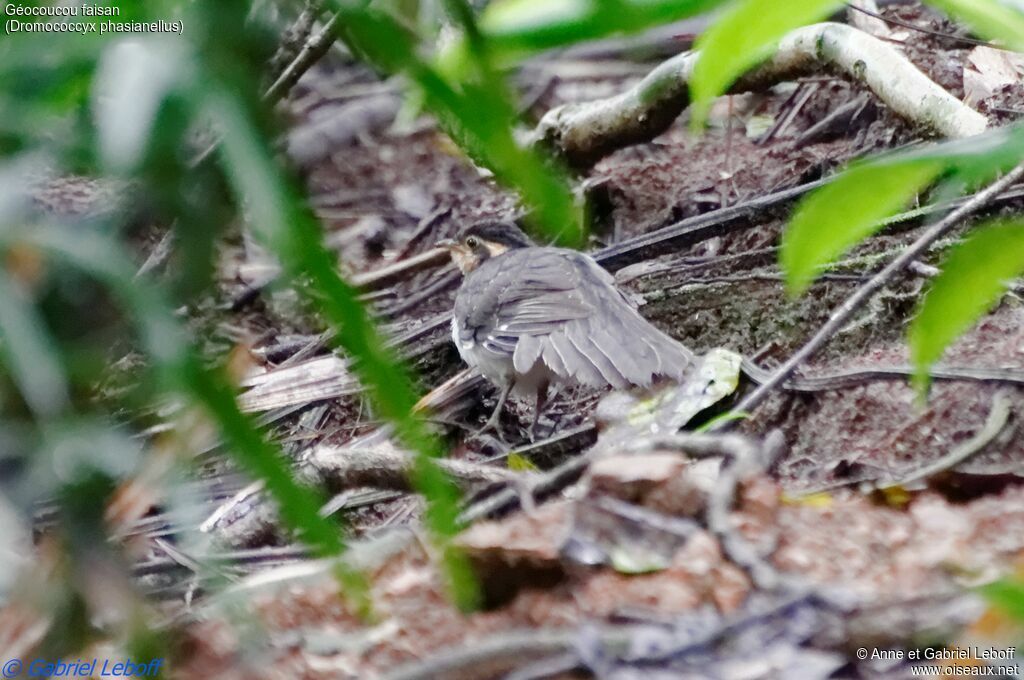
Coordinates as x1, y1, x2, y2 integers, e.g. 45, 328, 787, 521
435, 238, 456, 250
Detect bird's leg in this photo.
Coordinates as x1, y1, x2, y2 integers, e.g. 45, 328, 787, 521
475, 380, 514, 441
529, 380, 550, 442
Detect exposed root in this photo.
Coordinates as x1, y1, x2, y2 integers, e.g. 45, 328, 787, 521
532, 22, 988, 169
201, 440, 519, 548
876, 389, 1013, 489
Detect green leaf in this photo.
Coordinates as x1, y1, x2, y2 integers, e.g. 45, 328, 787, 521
92, 38, 192, 172
478, 0, 721, 60
324, 0, 584, 247
12, 224, 371, 614
889, 124, 1024, 186
507, 451, 539, 472
781, 159, 944, 295
204, 89, 478, 609
909, 219, 1024, 393
927, 0, 1024, 51
689, 0, 841, 129
781, 124, 1024, 295
694, 410, 751, 432
482, 0, 595, 39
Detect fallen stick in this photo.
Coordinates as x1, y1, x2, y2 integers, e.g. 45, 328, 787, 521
297, 440, 519, 493
349, 247, 452, 292
533, 22, 988, 168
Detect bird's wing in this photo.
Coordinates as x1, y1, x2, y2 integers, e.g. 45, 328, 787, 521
457, 249, 691, 388
544, 252, 692, 388
458, 248, 590, 339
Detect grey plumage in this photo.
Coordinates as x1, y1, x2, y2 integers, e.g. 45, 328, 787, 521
451, 244, 692, 399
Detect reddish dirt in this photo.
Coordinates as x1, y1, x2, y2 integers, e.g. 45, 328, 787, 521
175, 479, 1024, 678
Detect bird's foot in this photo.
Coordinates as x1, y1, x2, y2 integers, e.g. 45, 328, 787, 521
527, 420, 542, 443
470, 381, 514, 444
472, 409, 508, 445
528, 412, 552, 443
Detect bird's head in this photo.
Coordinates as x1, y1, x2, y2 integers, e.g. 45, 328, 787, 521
436, 221, 534, 274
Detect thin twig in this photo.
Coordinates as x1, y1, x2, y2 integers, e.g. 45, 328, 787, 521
760, 83, 817, 145
845, 2, 999, 48
793, 93, 870, 147
720, 162, 1024, 426
189, 13, 340, 169
457, 438, 593, 524
379, 270, 460, 319
595, 177, 830, 270
266, 1, 320, 85
755, 82, 806, 145
264, 13, 341, 105
350, 247, 452, 291
135, 227, 176, 278
741, 358, 1024, 392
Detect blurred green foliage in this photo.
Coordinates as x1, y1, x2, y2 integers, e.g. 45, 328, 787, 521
4, 0, 1024, 655
980, 577, 1024, 622
781, 123, 1024, 384
688, 0, 841, 128
782, 159, 945, 295
927, 0, 1024, 50
909, 219, 1024, 392
0, 268, 70, 418
470, 0, 720, 61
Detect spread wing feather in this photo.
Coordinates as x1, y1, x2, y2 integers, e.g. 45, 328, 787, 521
541, 338, 568, 376
564, 321, 628, 387
512, 334, 543, 374
590, 321, 647, 385
549, 331, 605, 386
454, 247, 691, 387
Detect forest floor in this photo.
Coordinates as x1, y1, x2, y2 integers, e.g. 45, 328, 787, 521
107, 3, 1024, 678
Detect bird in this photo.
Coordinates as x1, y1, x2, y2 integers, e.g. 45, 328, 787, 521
438, 221, 693, 439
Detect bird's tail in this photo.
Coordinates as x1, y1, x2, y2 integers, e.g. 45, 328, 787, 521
589, 304, 693, 388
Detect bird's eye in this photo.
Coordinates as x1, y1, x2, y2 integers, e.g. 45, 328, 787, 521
465, 236, 479, 248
